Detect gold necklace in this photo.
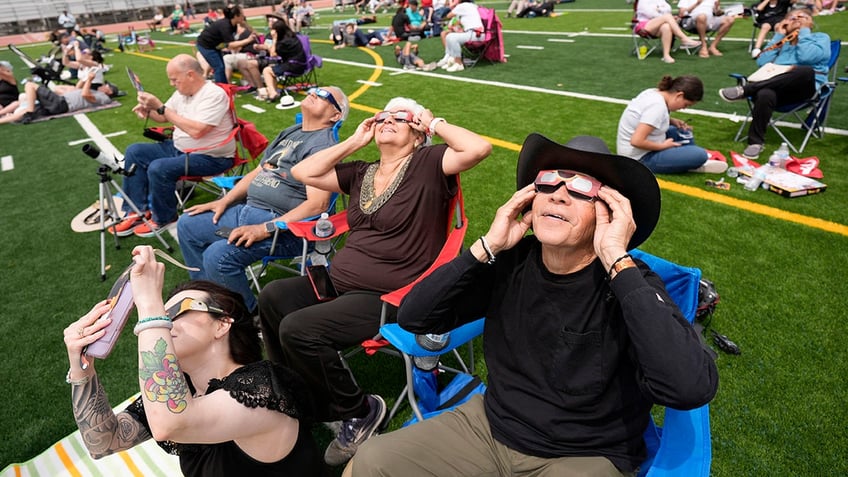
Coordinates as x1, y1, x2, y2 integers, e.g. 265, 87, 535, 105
360, 154, 413, 214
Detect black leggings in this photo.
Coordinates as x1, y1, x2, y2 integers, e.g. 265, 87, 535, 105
258, 276, 396, 421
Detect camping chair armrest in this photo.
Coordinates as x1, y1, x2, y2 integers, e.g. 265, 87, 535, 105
379, 318, 485, 357
285, 210, 350, 240
729, 73, 747, 86
181, 126, 240, 175
210, 175, 243, 192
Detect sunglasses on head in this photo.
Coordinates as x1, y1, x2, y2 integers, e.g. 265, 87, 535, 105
307, 87, 342, 113
166, 298, 228, 321
534, 169, 602, 201
374, 110, 416, 124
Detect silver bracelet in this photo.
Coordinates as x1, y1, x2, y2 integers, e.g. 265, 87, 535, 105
133, 317, 173, 336
66, 368, 91, 386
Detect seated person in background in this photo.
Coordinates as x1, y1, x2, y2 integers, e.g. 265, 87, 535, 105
223, 23, 263, 91
148, 7, 166, 31
750, 0, 792, 57
436, 0, 484, 73
617, 75, 727, 174
63, 247, 327, 477
718, 9, 830, 159
431, 0, 452, 36
391, 5, 412, 41
517, 0, 557, 17
261, 21, 306, 103
291, 0, 315, 32
405, 0, 429, 36
395, 42, 437, 70
177, 86, 348, 314
258, 97, 491, 467
204, 7, 221, 26
506, 0, 532, 17
677, 0, 742, 57
58, 10, 77, 33
0, 69, 118, 125
349, 133, 719, 477
0, 60, 20, 117
112, 54, 236, 238
170, 3, 185, 32
634, 0, 701, 64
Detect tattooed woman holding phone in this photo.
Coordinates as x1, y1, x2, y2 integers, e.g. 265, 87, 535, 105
63, 245, 326, 477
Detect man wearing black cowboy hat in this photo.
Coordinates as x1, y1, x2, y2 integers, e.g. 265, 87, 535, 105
350, 134, 718, 476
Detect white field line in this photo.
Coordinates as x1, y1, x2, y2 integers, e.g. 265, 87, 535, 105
323, 58, 848, 137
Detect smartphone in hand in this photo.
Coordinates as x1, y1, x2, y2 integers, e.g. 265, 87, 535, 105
84, 263, 135, 359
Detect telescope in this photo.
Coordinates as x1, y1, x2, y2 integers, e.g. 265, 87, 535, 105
82, 144, 136, 176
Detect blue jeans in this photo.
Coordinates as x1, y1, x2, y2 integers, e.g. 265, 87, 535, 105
638, 126, 709, 174
177, 204, 303, 312
431, 7, 451, 36
196, 44, 227, 84
121, 140, 232, 224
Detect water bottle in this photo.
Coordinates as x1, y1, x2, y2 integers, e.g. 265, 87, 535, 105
313, 212, 334, 255
776, 142, 790, 169
767, 151, 781, 168
413, 333, 451, 371
744, 164, 768, 191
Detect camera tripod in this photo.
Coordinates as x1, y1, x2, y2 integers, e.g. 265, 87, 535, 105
95, 165, 172, 281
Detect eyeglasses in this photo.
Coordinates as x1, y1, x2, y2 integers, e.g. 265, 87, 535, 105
533, 169, 602, 201
307, 87, 342, 113
166, 298, 228, 321
374, 110, 416, 124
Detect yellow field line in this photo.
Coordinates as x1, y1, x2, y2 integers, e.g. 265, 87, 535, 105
126, 45, 847, 238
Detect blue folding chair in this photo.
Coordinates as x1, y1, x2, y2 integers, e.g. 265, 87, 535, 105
730, 39, 842, 153
630, 249, 711, 477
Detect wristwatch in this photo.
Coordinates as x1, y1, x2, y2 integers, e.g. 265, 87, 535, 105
156, 105, 166, 116
265, 221, 276, 234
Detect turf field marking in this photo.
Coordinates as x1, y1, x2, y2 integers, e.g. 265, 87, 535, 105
73, 114, 125, 161
68, 130, 127, 146
1, 155, 13, 171
241, 104, 266, 114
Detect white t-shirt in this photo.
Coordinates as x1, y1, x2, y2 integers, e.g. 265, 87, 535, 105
616, 88, 669, 161
165, 81, 235, 157
636, 0, 673, 21
452, 2, 483, 31
678, 0, 716, 18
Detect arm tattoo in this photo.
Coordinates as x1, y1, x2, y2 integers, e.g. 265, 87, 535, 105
139, 338, 189, 413
71, 374, 152, 459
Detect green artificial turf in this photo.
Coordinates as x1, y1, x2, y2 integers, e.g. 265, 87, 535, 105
1, 1, 847, 474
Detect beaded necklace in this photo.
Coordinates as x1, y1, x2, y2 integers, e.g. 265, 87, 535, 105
359, 153, 413, 214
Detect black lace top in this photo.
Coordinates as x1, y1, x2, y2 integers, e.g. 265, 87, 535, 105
125, 360, 326, 477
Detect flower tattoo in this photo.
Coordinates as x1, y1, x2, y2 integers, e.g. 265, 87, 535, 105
139, 338, 188, 413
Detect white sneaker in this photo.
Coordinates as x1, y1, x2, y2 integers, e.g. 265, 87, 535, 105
690, 160, 729, 174
751, 48, 761, 58
445, 62, 465, 72
436, 56, 450, 67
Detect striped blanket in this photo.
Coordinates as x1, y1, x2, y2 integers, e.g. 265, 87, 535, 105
1, 394, 181, 477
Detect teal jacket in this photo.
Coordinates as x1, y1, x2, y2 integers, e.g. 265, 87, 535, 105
757, 27, 832, 88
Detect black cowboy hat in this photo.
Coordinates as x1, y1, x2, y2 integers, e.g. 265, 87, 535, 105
516, 133, 661, 249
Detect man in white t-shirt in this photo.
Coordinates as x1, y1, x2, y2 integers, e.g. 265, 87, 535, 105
111, 54, 236, 238
677, 0, 741, 57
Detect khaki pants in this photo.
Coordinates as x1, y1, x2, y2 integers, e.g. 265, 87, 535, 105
350, 394, 633, 477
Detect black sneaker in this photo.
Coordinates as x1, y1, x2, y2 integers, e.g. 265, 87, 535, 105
323, 394, 386, 466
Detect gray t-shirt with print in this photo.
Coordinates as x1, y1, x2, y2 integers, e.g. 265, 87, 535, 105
246, 124, 337, 214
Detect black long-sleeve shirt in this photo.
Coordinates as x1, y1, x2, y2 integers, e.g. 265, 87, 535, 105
398, 237, 719, 472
